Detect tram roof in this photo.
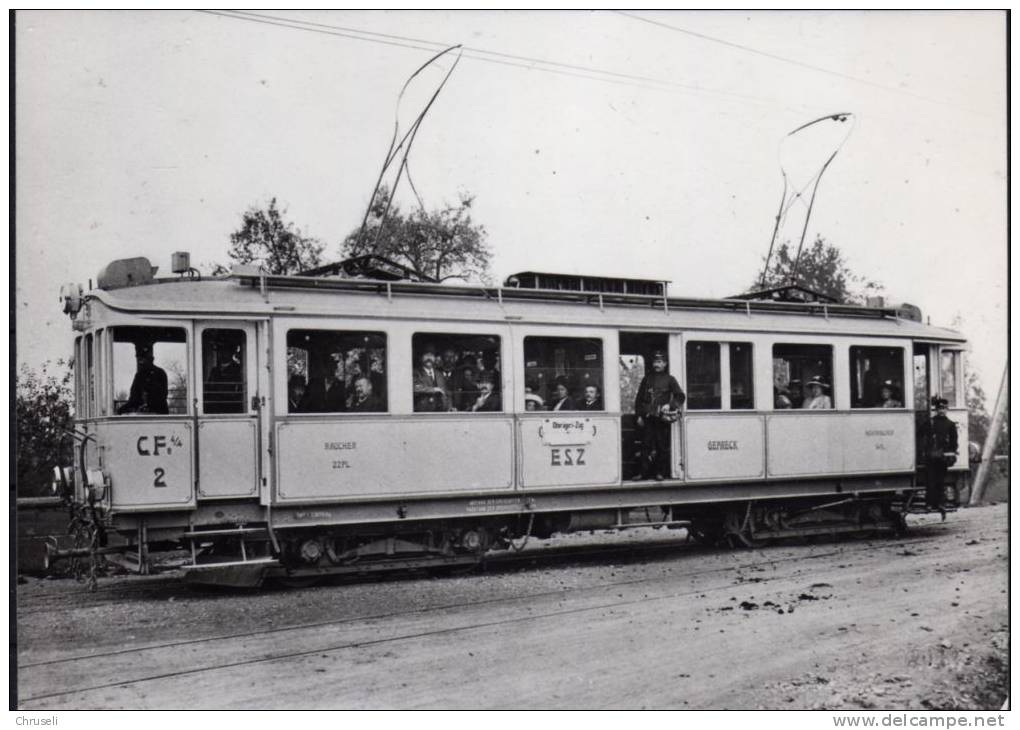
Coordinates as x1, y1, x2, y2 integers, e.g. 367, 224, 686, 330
82, 273, 967, 344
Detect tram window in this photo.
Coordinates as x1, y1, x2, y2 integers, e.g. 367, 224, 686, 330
85, 333, 94, 418
772, 344, 833, 409
940, 351, 961, 408
913, 352, 930, 411
111, 327, 188, 416
849, 346, 905, 408
730, 343, 754, 410
523, 336, 603, 412
411, 333, 501, 412
686, 342, 721, 410
286, 330, 387, 413
202, 329, 246, 414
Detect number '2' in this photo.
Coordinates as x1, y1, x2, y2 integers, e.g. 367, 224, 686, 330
153, 468, 167, 488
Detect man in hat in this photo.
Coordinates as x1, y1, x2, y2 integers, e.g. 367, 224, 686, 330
801, 378, 832, 409
633, 350, 686, 481
413, 343, 449, 412
919, 396, 958, 518
118, 343, 169, 415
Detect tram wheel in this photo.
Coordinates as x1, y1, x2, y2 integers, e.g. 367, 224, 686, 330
722, 508, 765, 549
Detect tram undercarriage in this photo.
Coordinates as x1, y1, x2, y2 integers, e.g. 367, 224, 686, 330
47, 476, 959, 589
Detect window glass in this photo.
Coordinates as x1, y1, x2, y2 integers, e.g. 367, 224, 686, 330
730, 343, 754, 409
411, 333, 501, 412
940, 351, 960, 408
773, 343, 833, 409
849, 346, 905, 408
286, 330, 386, 413
202, 329, 247, 414
913, 352, 930, 411
73, 336, 83, 417
524, 336, 603, 412
686, 341, 721, 410
112, 327, 188, 415
85, 333, 94, 418
619, 354, 646, 415
96, 330, 107, 416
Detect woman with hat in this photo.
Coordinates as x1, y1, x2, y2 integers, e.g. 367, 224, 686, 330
880, 381, 903, 408
801, 377, 832, 409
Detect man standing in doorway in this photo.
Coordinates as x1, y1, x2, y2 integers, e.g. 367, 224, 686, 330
633, 350, 685, 481
920, 396, 959, 519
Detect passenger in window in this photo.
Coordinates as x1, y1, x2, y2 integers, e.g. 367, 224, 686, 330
788, 379, 804, 408
550, 379, 576, 411
413, 344, 450, 412
453, 361, 480, 411
288, 375, 309, 413
349, 377, 383, 412
880, 381, 903, 409
633, 350, 686, 481
801, 378, 833, 409
207, 339, 243, 413
481, 350, 502, 394
470, 372, 501, 412
578, 384, 603, 411
775, 386, 793, 409
118, 343, 169, 415
525, 393, 545, 411
440, 348, 460, 385
305, 353, 347, 413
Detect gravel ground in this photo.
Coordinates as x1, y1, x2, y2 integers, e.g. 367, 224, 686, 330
14, 504, 1008, 710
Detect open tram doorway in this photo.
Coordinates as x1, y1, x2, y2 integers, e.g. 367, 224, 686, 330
619, 332, 671, 481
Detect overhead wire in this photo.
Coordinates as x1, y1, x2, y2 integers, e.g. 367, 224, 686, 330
614, 10, 983, 115
197, 10, 826, 115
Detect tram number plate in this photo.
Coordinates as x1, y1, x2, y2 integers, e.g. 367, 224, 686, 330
550, 447, 586, 466
136, 433, 184, 489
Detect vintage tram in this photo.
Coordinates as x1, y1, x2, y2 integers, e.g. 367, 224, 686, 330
53, 253, 969, 586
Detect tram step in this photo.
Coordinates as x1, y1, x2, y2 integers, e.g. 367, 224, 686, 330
182, 527, 269, 539
612, 520, 692, 530
188, 557, 278, 570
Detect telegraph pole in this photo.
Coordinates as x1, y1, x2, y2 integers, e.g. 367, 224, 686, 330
969, 361, 1009, 506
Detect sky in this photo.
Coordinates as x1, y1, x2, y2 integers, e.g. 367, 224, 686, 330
14, 10, 1008, 393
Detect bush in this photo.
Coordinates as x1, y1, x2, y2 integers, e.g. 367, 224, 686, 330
16, 361, 74, 497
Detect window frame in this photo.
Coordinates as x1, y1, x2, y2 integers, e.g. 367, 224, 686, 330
848, 345, 907, 410
684, 340, 755, 411
198, 326, 251, 417
109, 325, 191, 417
522, 333, 606, 414
771, 342, 835, 411
940, 349, 964, 409
284, 327, 389, 416
410, 331, 504, 414
84, 332, 95, 419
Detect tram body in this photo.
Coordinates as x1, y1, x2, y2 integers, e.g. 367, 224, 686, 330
58, 259, 969, 582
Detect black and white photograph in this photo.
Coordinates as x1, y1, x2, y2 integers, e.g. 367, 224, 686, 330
12, 9, 1009, 714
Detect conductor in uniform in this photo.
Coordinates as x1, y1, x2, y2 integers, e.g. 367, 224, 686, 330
920, 396, 959, 518
633, 350, 685, 481
117, 343, 169, 414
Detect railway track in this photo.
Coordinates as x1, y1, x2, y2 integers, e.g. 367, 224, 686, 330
17, 528, 953, 707
16, 520, 949, 614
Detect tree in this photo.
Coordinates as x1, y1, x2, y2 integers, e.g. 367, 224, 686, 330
752, 236, 882, 304
221, 198, 325, 275
342, 186, 491, 283
965, 363, 1009, 454
16, 361, 74, 497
